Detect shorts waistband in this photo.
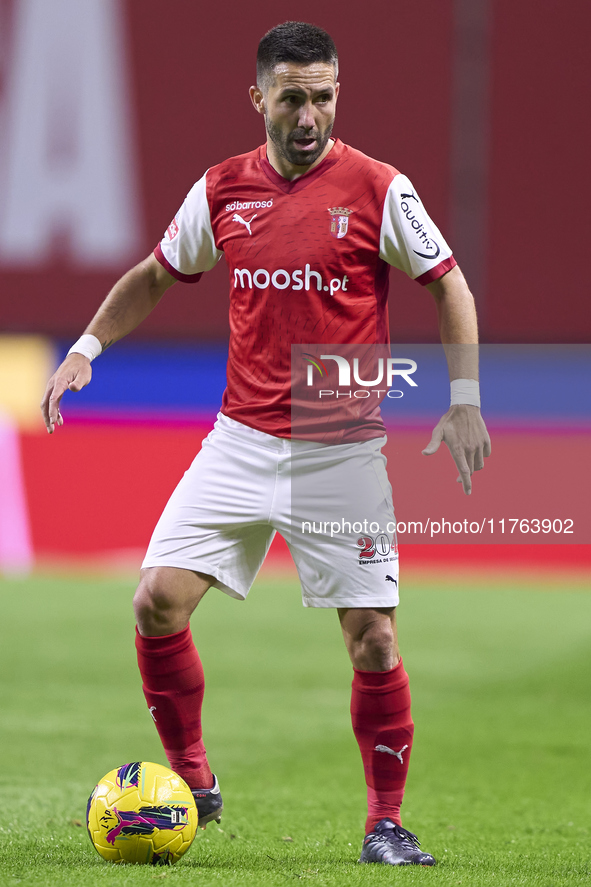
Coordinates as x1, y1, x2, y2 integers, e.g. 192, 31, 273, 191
214, 412, 385, 455
214, 412, 293, 452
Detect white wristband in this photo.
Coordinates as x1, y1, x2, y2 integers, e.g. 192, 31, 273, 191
67, 334, 102, 362
450, 378, 481, 408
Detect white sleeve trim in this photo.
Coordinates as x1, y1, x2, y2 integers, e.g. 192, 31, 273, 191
159, 172, 223, 277
379, 174, 453, 279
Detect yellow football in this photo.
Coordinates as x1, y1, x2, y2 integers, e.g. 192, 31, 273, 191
86, 761, 198, 865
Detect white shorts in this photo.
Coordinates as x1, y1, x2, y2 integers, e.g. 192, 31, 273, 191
142, 413, 399, 608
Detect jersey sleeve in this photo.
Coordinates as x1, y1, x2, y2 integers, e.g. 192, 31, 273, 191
154, 172, 223, 283
379, 173, 456, 284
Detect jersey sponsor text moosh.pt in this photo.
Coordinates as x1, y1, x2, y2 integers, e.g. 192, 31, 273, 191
234, 265, 349, 296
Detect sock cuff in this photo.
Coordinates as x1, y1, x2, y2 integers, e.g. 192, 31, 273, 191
135, 624, 193, 658
352, 658, 408, 693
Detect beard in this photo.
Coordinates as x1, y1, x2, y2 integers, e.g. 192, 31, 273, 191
265, 116, 334, 167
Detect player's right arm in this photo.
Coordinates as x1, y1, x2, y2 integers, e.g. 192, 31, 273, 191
41, 254, 176, 433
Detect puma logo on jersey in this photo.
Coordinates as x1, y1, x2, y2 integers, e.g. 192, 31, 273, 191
375, 743, 408, 763
232, 212, 257, 235
400, 190, 418, 202
385, 574, 397, 584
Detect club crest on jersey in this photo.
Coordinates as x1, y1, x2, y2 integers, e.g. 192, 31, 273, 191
328, 207, 353, 239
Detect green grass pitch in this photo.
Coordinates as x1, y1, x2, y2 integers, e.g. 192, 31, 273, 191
0, 568, 589, 885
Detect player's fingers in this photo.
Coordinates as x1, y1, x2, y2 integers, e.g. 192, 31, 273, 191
474, 445, 485, 472
47, 382, 69, 428
453, 452, 472, 495
40, 384, 53, 427
41, 382, 62, 433
68, 363, 92, 393
422, 426, 443, 456
421, 442, 439, 455
474, 429, 492, 470
40, 401, 53, 433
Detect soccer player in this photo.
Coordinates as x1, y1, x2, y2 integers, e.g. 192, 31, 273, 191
41, 22, 490, 867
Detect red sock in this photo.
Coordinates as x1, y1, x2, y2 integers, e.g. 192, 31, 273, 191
135, 625, 213, 790
351, 659, 414, 833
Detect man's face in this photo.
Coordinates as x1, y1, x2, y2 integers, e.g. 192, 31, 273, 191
252, 62, 339, 171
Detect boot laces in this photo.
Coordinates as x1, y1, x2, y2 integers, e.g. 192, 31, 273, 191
385, 823, 421, 849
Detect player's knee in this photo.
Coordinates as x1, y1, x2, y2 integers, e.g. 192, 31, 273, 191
352, 623, 397, 672
133, 567, 211, 635
133, 569, 183, 628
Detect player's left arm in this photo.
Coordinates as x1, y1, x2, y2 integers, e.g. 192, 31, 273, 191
422, 264, 491, 495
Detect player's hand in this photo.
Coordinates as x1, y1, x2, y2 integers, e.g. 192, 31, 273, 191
40, 354, 93, 434
422, 404, 491, 495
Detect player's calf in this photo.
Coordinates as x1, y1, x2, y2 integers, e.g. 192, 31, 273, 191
135, 624, 214, 792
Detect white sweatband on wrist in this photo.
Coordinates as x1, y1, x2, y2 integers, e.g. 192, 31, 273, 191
450, 378, 481, 408
67, 334, 102, 362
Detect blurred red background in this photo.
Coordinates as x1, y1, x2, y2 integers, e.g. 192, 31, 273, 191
1, 0, 589, 343
1, 0, 588, 569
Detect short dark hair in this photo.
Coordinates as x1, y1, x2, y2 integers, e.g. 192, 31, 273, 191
257, 22, 338, 89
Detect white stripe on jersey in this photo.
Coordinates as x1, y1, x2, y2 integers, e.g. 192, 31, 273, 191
379, 174, 453, 280
160, 172, 222, 276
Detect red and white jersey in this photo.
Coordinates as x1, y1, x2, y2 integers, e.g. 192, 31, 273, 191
155, 139, 456, 439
